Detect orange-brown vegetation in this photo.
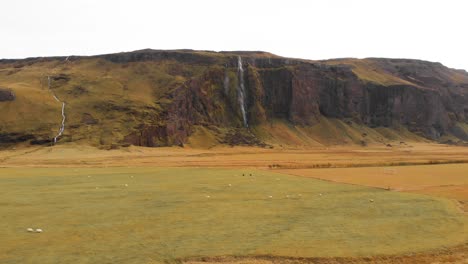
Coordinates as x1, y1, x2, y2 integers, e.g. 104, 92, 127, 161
1, 143, 467, 168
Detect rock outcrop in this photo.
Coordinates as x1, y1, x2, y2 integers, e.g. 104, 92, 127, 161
0, 88, 15, 102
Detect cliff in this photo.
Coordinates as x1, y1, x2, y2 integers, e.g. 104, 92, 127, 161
0, 49, 467, 148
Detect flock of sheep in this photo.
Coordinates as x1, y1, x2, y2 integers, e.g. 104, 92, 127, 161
206, 173, 322, 200
25, 171, 375, 234
204, 173, 376, 203
26, 228, 42, 233
25, 173, 136, 234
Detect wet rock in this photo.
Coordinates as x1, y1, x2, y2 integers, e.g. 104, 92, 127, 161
81, 113, 99, 125
221, 129, 267, 147
0, 133, 51, 147
68, 85, 88, 96
0, 88, 15, 101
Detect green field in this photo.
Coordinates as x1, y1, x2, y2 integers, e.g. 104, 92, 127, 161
0, 168, 466, 263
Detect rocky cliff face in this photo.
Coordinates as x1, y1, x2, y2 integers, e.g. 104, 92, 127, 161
144, 53, 468, 144
243, 61, 466, 139
0, 50, 467, 148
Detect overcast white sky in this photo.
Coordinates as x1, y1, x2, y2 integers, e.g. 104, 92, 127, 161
2, 0, 467, 70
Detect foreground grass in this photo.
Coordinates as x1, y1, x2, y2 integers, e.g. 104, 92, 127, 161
0, 168, 466, 263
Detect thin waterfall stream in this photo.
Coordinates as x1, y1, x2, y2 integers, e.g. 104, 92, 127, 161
237, 56, 248, 127
48, 76, 66, 144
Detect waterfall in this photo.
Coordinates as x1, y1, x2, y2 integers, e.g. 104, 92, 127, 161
237, 56, 248, 127
223, 68, 230, 95
55, 102, 66, 144
47, 76, 66, 144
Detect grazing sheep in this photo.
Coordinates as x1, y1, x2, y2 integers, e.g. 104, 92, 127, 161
319, 193, 322, 196
27, 228, 34, 232
268, 195, 273, 199
206, 195, 211, 198
228, 184, 232, 187
369, 199, 374, 202
35, 229, 43, 233
124, 184, 128, 187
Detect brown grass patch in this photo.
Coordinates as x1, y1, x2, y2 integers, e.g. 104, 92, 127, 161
183, 243, 468, 263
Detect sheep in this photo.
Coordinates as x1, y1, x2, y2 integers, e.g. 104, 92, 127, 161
319, 193, 322, 196
124, 184, 128, 187
228, 184, 232, 187
35, 229, 43, 233
369, 199, 374, 202
27, 228, 34, 232
205, 195, 211, 198
268, 195, 273, 199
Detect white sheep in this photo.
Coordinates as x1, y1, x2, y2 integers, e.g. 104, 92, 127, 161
27, 228, 34, 232
35, 229, 43, 233
369, 199, 374, 202
228, 184, 232, 187
124, 184, 128, 187
206, 195, 211, 198
268, 195, 273, 199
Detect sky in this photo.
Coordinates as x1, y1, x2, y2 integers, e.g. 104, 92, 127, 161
2, 0, 468, 70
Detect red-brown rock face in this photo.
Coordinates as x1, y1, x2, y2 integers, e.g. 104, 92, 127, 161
115, 51, 468, 145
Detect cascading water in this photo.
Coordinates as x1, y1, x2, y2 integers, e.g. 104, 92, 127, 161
223, 68, 230, 95
237, 56, 248, 127
55, 102, 66, 143
47, 76, 66, 144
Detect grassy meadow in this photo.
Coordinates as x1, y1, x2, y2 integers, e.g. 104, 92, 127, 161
0, 167, 466, 263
